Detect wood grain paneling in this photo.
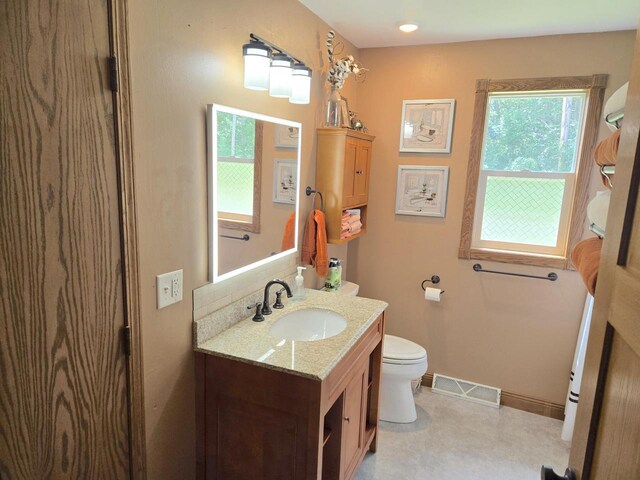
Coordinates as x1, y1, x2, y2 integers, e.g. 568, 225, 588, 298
589, 333, 640, 479
108, 0, 147, 475
459, 79, 490, 260
0, 0, 130, 477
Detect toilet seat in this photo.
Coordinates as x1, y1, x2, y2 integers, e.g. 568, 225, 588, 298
383, 335, 427, 365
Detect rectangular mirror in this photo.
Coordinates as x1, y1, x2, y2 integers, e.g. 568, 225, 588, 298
207, 104, 301, 282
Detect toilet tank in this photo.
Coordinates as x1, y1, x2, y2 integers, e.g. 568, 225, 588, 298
339, 281, 359, 297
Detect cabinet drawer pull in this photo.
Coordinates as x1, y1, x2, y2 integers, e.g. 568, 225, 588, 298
344, 416, 350, 423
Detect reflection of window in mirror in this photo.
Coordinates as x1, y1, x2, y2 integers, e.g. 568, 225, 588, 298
217, 113, 262, 233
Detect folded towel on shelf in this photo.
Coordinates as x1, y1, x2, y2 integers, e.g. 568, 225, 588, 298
347, 221, 362, 232
571, 237, 603, 296
301, 209, 328, 276
594, 129, 621, 188
345, 208, 361, 216
281, 212, 296, 251
346, 214, 361, 224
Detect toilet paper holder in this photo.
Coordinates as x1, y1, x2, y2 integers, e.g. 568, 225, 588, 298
421, 275, 445, 294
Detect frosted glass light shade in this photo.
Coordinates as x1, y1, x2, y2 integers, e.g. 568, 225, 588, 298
243, 42, 271, 91
289, 64, 312, 104
269, 54, 292, 98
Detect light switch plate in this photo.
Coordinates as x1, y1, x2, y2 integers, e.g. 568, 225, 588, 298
156, 269, 183, 309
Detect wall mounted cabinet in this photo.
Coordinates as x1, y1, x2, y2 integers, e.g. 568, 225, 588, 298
316, 128, 375, 244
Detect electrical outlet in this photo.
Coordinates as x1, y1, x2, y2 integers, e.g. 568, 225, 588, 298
157, 269, 183, 309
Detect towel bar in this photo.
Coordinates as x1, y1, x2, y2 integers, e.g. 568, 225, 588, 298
220, 234, 250, 241
472, 263, 558, 281
305, 186, 324, 211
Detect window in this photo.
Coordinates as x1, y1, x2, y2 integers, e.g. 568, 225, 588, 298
217, 112, 262, 232
459, 75, 607, 268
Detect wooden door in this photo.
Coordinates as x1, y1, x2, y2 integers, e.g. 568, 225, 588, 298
561, 26, 640, 480
341, 359, 368, 480
352, 140, 371, 207
0, 0, 131, 478
343, 138, 359, 207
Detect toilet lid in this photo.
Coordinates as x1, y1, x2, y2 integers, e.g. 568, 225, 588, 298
383, 335, 427, 361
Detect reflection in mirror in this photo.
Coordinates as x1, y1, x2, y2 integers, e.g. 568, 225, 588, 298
207, 104, 300, 282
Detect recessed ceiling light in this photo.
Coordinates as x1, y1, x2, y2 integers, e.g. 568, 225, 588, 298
398, 23, 419, 33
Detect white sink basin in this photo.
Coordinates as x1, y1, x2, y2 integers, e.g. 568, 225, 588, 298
269, 308, 347, 342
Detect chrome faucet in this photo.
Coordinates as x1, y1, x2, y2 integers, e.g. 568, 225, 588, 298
262, 279, 292, 315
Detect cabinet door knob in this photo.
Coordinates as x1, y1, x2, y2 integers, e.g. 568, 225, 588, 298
344, 416, 350, 423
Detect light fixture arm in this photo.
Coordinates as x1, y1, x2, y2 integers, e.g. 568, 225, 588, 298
249, 33, 304, 65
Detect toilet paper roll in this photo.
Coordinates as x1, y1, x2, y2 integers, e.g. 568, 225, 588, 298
424, 287, 442, 302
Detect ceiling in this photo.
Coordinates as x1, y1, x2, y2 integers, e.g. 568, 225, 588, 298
299, 0, 639, 48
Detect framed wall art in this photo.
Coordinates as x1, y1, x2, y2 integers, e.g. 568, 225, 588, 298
399, 99, 455, 153
395, 165, 449, 217
273, 159, 297, 204
275, 124, 299, 148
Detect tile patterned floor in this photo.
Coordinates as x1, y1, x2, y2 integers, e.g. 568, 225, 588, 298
355, 389, 570, 480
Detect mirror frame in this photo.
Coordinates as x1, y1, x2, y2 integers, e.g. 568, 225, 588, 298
206, 103, 301, 283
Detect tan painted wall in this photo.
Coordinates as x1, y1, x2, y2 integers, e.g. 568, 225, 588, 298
348, 31, 636, 405
128, 0, 356, 477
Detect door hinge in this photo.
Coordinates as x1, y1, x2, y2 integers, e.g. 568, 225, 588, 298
109, 55, 119, 93
122, 325, 131, 356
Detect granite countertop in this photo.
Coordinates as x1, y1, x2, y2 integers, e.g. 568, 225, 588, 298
195, 289, 388, 380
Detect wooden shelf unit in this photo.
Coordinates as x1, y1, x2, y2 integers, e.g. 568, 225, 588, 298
315, 128, 375, 244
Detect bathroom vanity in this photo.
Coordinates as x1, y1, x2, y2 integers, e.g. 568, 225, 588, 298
194, 291, 387, 480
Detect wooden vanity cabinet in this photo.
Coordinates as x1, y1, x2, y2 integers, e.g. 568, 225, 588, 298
316, 128, 375, 244
196, 313, 385, 480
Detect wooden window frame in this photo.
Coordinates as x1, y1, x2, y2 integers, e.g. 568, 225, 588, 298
218, 120, 263, 233
458, 75, 608, 269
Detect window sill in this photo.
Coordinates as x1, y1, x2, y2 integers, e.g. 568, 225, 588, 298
219, 219, 260, 234
459, 247, 570, 270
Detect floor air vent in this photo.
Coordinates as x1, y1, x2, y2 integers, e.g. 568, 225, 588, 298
432, 374, 501, 408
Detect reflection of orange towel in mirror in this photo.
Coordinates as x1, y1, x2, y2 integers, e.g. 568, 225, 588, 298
281, 213, 296, 251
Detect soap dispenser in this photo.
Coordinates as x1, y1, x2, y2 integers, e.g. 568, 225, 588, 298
293, 266, 306, 301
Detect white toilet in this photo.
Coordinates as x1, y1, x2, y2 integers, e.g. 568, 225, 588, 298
380, 335, 428, 423
336, 282, 428, 423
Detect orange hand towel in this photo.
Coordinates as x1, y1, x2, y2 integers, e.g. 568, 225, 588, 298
594, 129, 621, 188
281, 212, 296, 251
571, 237, 603, 296
301, 210, 317, 266
314, 209, 329, 277
301, 209, 328, 277
594, 129, 621, 167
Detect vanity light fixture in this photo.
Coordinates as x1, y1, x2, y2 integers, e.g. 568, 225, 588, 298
269, 54, 293, 98
290, 64, 312, 104
398, 22, 419, 33
242, 34, 312, 104
242, 41, 272, 90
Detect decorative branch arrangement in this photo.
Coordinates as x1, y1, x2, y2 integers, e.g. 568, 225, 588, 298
326, 31, 367, 89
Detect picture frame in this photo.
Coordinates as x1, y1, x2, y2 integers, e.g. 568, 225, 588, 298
273, 159, 297, 204
399, 99, 455, 153
275, 124, 299, 148
395, 165, 449, 217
